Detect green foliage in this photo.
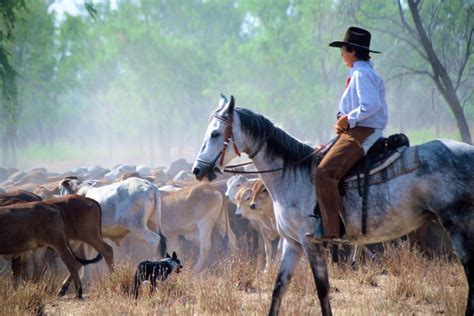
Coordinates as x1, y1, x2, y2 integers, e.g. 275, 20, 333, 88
2, 0, 473, 168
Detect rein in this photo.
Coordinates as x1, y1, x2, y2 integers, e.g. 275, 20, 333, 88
199, 108, 339, 175
223, 136, 339, 174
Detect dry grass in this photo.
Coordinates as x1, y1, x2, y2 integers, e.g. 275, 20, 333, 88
0, 242, 467, 315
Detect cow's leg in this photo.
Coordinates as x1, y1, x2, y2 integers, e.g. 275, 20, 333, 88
260, 229, 273, 272
44, 247, 59, 276
32, 247, 48, 281
131, 228, 162, 258
11, 254, 29, 286
268, 239, 303, 316
84, 237, 114, 273
331, 244, 339, 264
195, 221, 213, 271
349, 245, 359, 270
166, 235, 180, 258
301, 236, 332, 316
54, 242, 83, 299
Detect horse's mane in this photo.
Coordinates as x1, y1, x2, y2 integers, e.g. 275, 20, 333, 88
235, 107, 314, 173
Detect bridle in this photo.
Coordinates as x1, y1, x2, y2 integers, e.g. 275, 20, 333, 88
195, 111, 241, 169
197, 109, 339, 175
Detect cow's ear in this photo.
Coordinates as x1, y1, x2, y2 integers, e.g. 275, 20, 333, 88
172, 251, 177, 259
165, 252, 170, 258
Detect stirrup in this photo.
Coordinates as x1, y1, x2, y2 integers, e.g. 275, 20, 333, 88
305, 216, 324, 241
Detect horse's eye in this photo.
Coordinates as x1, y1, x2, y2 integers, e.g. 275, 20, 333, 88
210, 131, 220, 138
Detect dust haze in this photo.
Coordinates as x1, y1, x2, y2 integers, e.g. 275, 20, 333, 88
5, 1, 472, 174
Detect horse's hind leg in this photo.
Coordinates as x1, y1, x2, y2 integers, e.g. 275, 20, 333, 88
301, 237, 332, 316
438, 206, 474, 315
448, 233, 474, 315
448, 232, 474, 315
269, 239, 303, 316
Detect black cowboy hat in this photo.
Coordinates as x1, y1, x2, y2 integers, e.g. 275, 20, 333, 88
329, 26, 381, 54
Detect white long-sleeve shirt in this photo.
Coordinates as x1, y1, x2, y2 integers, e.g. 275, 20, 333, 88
339, 61, 388, 130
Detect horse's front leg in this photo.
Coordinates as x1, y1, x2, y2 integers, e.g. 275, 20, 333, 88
268, 239, 303, 316
301, 237, 332, 316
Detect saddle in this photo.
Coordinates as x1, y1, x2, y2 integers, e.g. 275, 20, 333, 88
313, 133, 414, 236
344, 133, 410, 180
341, 133, 410, 235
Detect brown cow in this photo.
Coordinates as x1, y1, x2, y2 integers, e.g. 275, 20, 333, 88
42, 195, 114, 292
0, 190, 42, 206
0, 192, 114, 288
0, 190, 45, 279
0, 201, 101, 298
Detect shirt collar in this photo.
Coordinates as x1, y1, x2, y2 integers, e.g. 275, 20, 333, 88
349, 60, 373, 75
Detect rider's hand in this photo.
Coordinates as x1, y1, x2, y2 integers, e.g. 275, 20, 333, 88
316, 144, 326, 151
334, 115, 349, 135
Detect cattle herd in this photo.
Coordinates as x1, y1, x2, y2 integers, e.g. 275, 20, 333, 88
0, 158, 452, 298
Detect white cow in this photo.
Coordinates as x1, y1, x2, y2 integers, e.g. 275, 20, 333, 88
103, 164, 136, 182
160, 182, 237, 271
225, 175, 258, 205
234, 179, 280, 271
60, 177, 164, 262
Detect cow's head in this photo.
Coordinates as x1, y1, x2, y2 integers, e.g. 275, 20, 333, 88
59, 177, 82, 196
249, 180, 269, 211
234, 187, 254, 218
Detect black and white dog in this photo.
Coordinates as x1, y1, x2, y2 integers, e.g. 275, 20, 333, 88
133, 251, 183, 299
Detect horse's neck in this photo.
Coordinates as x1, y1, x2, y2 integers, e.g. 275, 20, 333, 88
250, 148, 312, 201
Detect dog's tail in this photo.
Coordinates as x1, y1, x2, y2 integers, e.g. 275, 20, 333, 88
133, 269, 140, 299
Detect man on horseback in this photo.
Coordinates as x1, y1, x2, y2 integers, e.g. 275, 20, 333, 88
308, 26, 388, 243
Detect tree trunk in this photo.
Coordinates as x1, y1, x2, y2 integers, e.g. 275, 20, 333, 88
1, 122, 17, 167
408, 0, 472, 144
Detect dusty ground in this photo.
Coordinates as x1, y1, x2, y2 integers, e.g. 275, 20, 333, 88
1, 243, 467, 315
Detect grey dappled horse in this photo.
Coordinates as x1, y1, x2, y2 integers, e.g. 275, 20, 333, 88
192, 95, 474, 316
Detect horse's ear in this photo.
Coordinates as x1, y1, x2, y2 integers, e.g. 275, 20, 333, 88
227, 95, 235, 113
220, 93, 228, 104
165, 252, 170, 258
172, 251, 177, 259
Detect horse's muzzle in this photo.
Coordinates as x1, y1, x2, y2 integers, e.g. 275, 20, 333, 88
192, 163, 219, 181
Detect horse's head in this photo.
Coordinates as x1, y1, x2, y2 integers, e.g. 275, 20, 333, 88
192, 94, 242, 181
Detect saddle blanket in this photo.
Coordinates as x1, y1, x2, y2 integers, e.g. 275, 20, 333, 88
343, 145, 421, 189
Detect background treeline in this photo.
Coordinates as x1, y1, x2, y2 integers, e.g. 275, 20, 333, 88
0, 0, 472, 170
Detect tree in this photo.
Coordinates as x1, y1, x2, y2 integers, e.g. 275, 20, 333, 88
403, 0, 473, 144
0, 0, 27, 166
347, 0, 473, 144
